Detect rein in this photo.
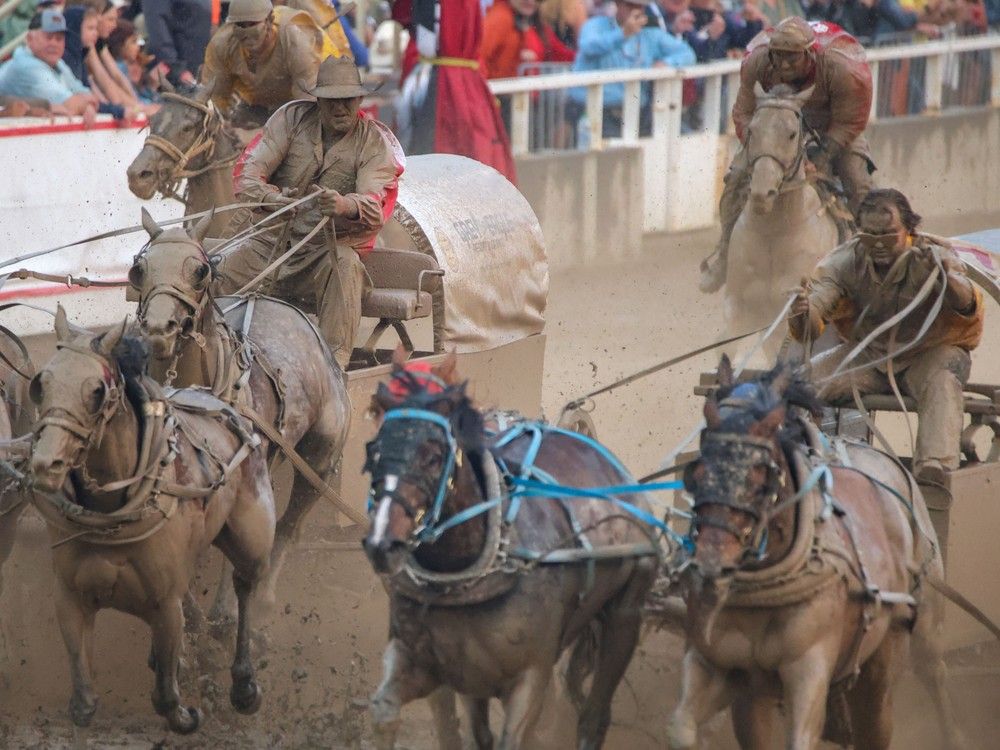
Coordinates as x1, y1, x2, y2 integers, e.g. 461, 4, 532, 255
746, 99, 809, 194
142, 93, 240, 203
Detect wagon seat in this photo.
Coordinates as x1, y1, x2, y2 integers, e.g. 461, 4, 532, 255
359, 247, 444, 363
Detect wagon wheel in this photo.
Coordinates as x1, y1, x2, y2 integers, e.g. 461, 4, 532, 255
557, 407, 597, 439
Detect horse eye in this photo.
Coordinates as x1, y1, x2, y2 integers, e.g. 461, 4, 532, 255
128, 262, 145, 289
788, 132, 796, 140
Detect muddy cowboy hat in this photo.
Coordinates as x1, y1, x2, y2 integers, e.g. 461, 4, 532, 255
227, 0, 272, 24
768, 16, 816, 52
308, 56, 381, 99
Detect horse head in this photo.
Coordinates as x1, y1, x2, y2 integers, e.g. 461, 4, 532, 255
28, 309, 133, 493
130, 208, 216, 360
746, 83, 813, 214
362, 352, 486, 575
127, 85, 218, 200
684, 355, 821, 581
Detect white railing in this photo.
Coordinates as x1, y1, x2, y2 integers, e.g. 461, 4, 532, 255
488, 33, 1000, 233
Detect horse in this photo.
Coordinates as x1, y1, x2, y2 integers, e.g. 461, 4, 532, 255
27, 310, 276, 733
128, 209, 351, 614
126, 86, 241, 238
362, 356, 658, 749
726, 84, 841, 358
667, 357, 964, 750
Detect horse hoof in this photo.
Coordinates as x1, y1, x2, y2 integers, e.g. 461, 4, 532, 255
69, 697, 98, 727
168, 705, 201, 734
230, 679, 262, 715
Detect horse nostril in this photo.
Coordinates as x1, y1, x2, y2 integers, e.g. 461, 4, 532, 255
164, 319, 178, 334
139, 170, 153, 179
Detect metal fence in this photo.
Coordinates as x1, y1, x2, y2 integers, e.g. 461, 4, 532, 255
489, 33, 1000, 155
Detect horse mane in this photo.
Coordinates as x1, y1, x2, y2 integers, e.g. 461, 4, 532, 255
109, 334, 154, 413
714, 364, 824, 449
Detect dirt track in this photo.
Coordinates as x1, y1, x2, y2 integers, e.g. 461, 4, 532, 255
2, 214, 1000, 748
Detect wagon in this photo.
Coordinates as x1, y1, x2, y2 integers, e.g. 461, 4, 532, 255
688, 229, 1000, 650
337, 154, 550, 516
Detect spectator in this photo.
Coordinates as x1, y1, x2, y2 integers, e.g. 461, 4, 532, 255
987, 0, 1000, 26
143, 0, 212, 86
0, 9, 99, 126
847, 0, 941, 41
539, 0, 587, 47
108, 20, 163, 103
275, 0, 370, 65
0, 93, 54, 116
63, 5, 138, 117
572, 0, 696, 137
481, 0, 574, 80
802, 0, 855, 30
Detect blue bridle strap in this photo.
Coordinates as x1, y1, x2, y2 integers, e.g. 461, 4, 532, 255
382, 407, 457, 537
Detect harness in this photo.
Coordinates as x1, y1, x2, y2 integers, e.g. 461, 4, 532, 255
367, 405, 690, 605
142, 93, 241, 204
30, 344, 260, 548
746, 98, 809, 194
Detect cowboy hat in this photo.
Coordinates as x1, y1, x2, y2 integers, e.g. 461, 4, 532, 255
308, 56, 380, 99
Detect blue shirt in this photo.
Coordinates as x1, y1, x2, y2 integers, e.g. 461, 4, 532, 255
571, 17, 696, 107
0, 46, 90, 104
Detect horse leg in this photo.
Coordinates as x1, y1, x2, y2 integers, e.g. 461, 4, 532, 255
55, 585, 99, 727
778, 644, 838, 750
371, 637, 440, 750
0, 500, 25, 666
667, 649, 734, 749
461, 695, 494, 750
229, 568, 263, 714
845, 633, 902, 750
577, 564, 652, 750
731, 691, 780, 750
426, 686, 463, 750
150, 596, 201, 734
207, 557, 237, 628
497, 665, 551, 750
910, 606, 968, 750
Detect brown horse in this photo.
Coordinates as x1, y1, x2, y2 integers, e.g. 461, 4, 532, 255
668, 358, 963, 749
128, 209, 351, 613
363, 358, 658, 749
28, 311, 275, 733
126, 87, 241, 237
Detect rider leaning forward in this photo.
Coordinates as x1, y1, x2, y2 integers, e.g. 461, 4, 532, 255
214, 56, 405, 369
701, 16, 875, 293
201, 0, 340, 130
789, 189, 983, 485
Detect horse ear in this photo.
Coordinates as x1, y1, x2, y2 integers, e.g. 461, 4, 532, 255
54, 304, 71, 342
753, 81, 767, 100
191, 208, 215, 244
157, 68, 175, 94
434, 351, 459, 385
704, 397, 722, 429
391, 344, 409, 368
717, 354, 734, 389
194, 81, 215, 103
795, 84, 816, 103
753, 404, 786, 438
99, 318, 129, 357
141, 208, 163, 240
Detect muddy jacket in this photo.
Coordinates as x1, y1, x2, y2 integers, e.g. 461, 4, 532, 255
233, 100, 405, 252
287, 0, 354, 59
794, 234, 984, 369
732, 36, 872, 151
201, 7, 339, 115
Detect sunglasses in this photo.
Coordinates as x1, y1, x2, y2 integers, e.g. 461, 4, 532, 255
857, 232, 900, 250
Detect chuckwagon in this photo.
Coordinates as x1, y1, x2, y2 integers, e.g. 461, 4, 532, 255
688, 229, 1000, 650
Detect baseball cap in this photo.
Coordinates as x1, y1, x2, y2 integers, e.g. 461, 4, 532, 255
28, 9, 68, 33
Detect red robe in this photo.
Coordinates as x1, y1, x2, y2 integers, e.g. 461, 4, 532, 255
393, 0, 517, 184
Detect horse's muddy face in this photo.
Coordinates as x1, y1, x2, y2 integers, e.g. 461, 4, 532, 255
746, 83, 812, 215
126, 97, 205, 199
29, 316, 124, 492
132, 217, 215, 360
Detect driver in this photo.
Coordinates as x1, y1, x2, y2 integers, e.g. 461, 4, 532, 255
701, 16, 874, 293
200, 0, 340, 130
788, 189, 983, 485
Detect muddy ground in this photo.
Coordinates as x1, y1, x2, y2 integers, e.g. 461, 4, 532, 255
2, 214, 1000, 748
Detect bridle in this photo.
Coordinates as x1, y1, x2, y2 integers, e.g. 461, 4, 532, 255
745, 98, 809, 193
31, 342, 125, 481
688, 420, 785, 562
365, 406, 463, 545
142, 92, 239, 203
